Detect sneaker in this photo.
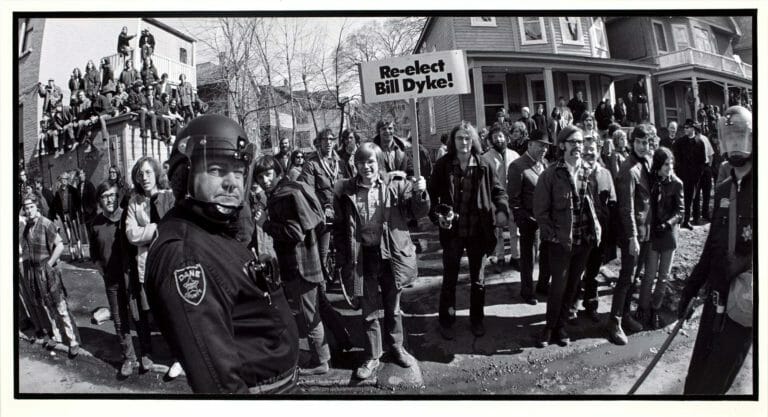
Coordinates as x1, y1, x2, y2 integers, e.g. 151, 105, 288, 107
607, 317, 628, 345
355, 358, 380, 380
391, 347, 416, 368
522, 295, 538, 306
555, 328, 570, 347
120, 360, 134, 377
299, 361, 329, 376
70, 142, 79, 151
536, 328, 552, 348
439, 324, 455, 341
471, 321, 486, 337
68, 344, 80, 358
45, 337, 58, 350
139, 355, 154, 373
623, 313, 644, 333
166, 361, 183, 379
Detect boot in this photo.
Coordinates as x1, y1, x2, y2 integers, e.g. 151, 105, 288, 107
607, 316, 628, 345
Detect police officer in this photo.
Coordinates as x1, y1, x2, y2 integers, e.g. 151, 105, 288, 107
678, 106, 753, 395
145, 115, 299, 394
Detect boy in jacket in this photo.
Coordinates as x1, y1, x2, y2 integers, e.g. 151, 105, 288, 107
332, 142, 429, 380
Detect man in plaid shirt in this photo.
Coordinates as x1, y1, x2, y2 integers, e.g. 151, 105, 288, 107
20, 193, 80, 357
533, 125, 601, 348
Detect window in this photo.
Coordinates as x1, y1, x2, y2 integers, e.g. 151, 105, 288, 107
179, 48, 188, 64
590, 17, 609, 58
471, 17, 497, 27
428, 98, 436, 134
693, 26, 714, 53
567, 74, 592, 113
559, 17, 584, 45
18, 18, 33, 56
672, 24, 690, 50
518, 17, 547, 45
483, 82, 507, 127
653, 21, 668, 52
526, 74, 547, 115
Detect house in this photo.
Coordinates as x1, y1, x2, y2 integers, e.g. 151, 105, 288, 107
606, 16, 752, 126
412, 16, 657, 151
196, 58, 344, 153
17, 17, 197, 188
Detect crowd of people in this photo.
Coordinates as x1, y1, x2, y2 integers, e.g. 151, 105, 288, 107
35, 27, 208, 159
18, 86, 752, 394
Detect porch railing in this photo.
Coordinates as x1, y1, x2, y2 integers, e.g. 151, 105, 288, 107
103, 51, 197, 88
656, 47, 752, 80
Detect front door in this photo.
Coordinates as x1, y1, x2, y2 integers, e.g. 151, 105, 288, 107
663, 84, 679, 125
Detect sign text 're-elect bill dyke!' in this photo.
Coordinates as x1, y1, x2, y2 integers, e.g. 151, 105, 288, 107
359, 50, 470, 104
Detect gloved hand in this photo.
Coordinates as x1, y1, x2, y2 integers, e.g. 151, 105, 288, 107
677, 291, 695, 321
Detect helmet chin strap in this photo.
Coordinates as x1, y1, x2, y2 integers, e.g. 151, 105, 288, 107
184, 195, 242, 223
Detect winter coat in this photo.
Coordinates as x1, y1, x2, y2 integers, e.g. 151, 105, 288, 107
84, 68, 101, 98
101, 65, 116, 95
650, 173, 684, 251
332, 171, 430, 297
297, 151, 342, 210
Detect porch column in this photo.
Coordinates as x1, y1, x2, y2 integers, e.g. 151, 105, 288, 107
691, 75, 700, 114
723, 81, 729, 108
472, 66, 485, 130
608, 79, 616, 105
645, 74, 655, 125
543, 67, 556, 114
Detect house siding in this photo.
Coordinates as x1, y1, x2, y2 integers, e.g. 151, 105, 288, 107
552, 17, 596, 57
142, 19, 195, 66
453, 16, 517, 51
606, 18, 653, 61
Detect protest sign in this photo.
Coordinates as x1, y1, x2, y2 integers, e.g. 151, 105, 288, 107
358, 50, 470, 104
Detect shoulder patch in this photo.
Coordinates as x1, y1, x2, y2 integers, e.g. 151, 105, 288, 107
174, 264, 207, 306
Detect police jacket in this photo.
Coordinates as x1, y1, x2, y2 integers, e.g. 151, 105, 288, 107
681, 168, 753, 302
145, 203, 299, 394
616, 152, 652, 243
333, 171, 430, 297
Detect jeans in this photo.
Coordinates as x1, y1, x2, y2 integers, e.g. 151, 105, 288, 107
518, 219, 549, 299
360, 246, 403, 360
285, 278, 331, 366
545, 242, 592, 330
317, 280, 352, 350
43, 298, 79, 347
640, 249, 675, 311
317, 228, 331, 282
610, 240, 650, 318
103, 272, 137, 361
439, 235, 487, 327
96, 114, 112, 141
577, 243, 604, 312
138, 109, 158, 138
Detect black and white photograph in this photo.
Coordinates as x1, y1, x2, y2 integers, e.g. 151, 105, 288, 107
4, 3, 763, 412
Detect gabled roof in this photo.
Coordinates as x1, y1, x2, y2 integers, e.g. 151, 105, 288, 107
144, 18, 196, 43
413, 17, 435, 54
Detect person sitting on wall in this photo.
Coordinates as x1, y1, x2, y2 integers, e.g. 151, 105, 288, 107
139, 28, 156, 64
117, 26, 136, 62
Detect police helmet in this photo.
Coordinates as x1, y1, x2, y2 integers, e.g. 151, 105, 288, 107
167, 114, 256, 208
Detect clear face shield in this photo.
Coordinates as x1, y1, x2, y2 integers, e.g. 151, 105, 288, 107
717, 108, 752, 167
174, 134, 257, 211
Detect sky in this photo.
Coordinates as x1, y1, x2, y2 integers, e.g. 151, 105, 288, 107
158, 17, 387, 65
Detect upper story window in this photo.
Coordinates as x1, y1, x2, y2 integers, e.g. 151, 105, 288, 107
180, 47, 188, 64
653, 20, 668, 52
560, 17, 584, 45
693, 26, 715, 53
518, 17, 547, 45
590, 17, 609, 58
18, 18, 33, 57
471, 17, 497, 27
